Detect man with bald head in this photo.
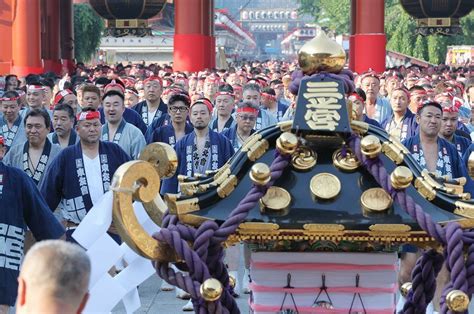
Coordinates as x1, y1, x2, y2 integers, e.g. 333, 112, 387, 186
16, 240, 91, 314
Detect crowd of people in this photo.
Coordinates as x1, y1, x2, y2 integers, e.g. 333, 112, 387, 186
0, 60, 473, 312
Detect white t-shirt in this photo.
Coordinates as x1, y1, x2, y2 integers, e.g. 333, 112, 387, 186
147, 109, 157, 125
83, 154, 104, 205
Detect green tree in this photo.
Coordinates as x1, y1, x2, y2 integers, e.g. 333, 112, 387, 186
298, 0, 473, 64
74, 3, 104, 63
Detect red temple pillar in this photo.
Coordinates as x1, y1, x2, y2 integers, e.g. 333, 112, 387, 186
173, 0, 215, 72
349, 0, 386, 73
60, 0, 75, 74
11, 0, 43, 76
41, 0, 62, 74
0, 0, 13, 75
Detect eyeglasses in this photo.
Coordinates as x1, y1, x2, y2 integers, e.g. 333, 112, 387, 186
169, 106, 189, 113
238, 114, 257, 121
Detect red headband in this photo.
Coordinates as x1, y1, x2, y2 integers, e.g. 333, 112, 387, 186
0, 95, 20, 102
191, 98, 213, 113
392, 88, 410, 100
232, 86, 243, 91
77, 111, 101, 121
261, 92, 276, 102
0, 135, 4, 146
443, 105, 459, 113
348, 93, 364, 103
105, 81, 125, 93
215, 91, 234, 98
237, 107, 258, 115
27, 85, 45, 91
125, 88, 139, 97
143, 76, 163, 86
54, 89, 74, 105
410, 90, 427, 97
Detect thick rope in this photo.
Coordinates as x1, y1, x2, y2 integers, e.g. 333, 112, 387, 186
153, 152, 290, 313
402, 249, 444, 313
348, 135, 474, 313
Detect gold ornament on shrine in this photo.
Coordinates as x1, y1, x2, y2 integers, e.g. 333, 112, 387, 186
298, 31, 346, 74
400, 282, 412, 298
200, 278, 223, 302
310, 173, 341, 200
249, 163, 271, 186
360, 135, 382, 158
276, 132, 298, 155
390, 166, 414, 190
446, 290, 470, 312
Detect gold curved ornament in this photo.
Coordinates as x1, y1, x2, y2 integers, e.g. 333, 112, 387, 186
276, 132, 298, 155
139, 142, 178, 179
310, 173, 341, 200
112, 160, 176, 262
291, 146, 317, 171
298, 31, 346, 74
360, 188, 392, 213
332, 148, 360, 172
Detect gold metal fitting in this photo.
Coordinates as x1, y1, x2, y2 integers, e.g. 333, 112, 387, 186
332, 148, 361, 172
291, 146, 317, 171
200, 278, 223, 302
360, 188, 392, 213
276, 132, 298, 155
228, 275, 236, 289
259, 186, 291, 213
400, 282, 412, 298
298, 31, 346, 74
138, 142, 178, 179
249, 163, 271, 186
446, 289, 470, 312
390, 166, 414, 189
360, 135, 382, 158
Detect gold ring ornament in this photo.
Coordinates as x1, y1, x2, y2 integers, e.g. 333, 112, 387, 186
360, 135, 382, 158
139, 142, 178, 179
310, 173, 341, 200
200, 278, 223, 302
111, 160, 176, 262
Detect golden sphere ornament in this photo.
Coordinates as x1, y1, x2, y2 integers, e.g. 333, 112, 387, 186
400, 282, 412, 298
249, 163, 271, 186
446, 290, 470, 312
200, 278, 223, 302
228, 275, 236, 289
390, 166, 413, 189
360, 135, 382, 158
298, 31, 346, 74
276, 132, 298, 155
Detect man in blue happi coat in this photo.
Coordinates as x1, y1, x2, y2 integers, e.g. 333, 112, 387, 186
161, 98, 234, 195
40, 109, 130, 241
0, 135, 64, 313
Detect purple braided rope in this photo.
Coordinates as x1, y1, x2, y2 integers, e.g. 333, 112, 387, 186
440, 223, 468, 314
466, 243, 474, 295
153, 151, 290, 313
347, 135, 474, 312
348, 136, 446, 244
402, 249, 444, 313
289, 69, 355, 96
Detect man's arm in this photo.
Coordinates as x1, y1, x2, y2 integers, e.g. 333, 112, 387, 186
23, 173, 65, 240
39, 152, 64, 212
